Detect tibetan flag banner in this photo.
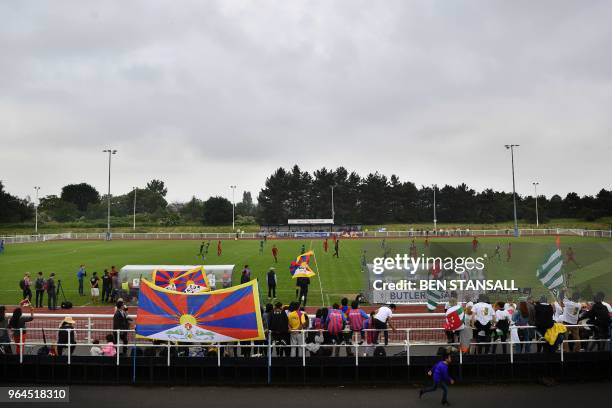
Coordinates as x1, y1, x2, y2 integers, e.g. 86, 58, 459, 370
536, 248, 564, 290
135, 278, 264, 343
152, 266, 209, 293
289, 250, 316, 279
425, 288, 442, 312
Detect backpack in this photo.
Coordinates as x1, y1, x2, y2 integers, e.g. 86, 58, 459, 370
19, 279, 25, 290
374, 346, 386, 357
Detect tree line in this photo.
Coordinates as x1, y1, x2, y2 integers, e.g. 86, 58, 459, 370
1, 166, 611, 227
256, 165, 612, 225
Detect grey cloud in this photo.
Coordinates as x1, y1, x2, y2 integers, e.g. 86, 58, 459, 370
1, 0, 611, 203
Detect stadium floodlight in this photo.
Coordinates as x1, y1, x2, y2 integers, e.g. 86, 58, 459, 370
330, 185, 336, 221
103, 149, 117, 240
533, 182, 540, 227
505, 144, 520, 237
432, 184, 437, 231
133, 187, 137, 231
230, 185, 237, 231
34, 186, 41, 234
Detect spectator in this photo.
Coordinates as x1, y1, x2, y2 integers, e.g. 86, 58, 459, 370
34, 272, 45, 308
580, 292, 611, 351
560, 292, 582, 352
262, 303, 274, 330
76, 264, 87, 296
206, 271, 216, 290
240, 269, 250, 284
102, 334, 117, 357
101, 270, 112, 303
268, 302, 289, 356
19, 273, 32, 302
242, 265, 251, 280
512, 301, 532, 353
222, 271, 231, 288
0, 306, 11, 354
325, 303, 347, 356
56, 316, 76, 356
267, 268, 277, 299
472, 295, 495, 354
444, 298, 466, 348
0, 239, 4, 254
348, 300, 369, 345
534, 296, 555, 353
46, 273, 57, 310
90, 339, 103, 356
492, 301, 511, 353
113, 300, 131, 356
8, 305, 34, 355
287, 301, 306, 357
90, 272, 100, 303
361, 311, 376, 356
372, 304, 396, 346
111, 272, 121, 303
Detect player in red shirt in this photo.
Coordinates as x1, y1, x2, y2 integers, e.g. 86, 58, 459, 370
217, 240, 222, 256
323, 239, 329, 252
506, 242, 512, 262
472, 237, 479, 252
271, 245, 278, 263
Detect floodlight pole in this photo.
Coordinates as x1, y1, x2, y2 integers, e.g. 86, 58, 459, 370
230, 185, 236, 231
34, 186, 40, 234
331, 185, 335, 221
532, 182, 540, 227
505, 144, 520, 237
133, 187, 137, 231
103, 149, 117, 240
432, 184, 437, 231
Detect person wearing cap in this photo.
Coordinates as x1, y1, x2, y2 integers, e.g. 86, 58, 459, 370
56, 316, 76, 356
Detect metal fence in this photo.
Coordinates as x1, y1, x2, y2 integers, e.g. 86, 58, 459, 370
2, 228, 612, 244
2, 324, 608, 368
5, 312, 448, 345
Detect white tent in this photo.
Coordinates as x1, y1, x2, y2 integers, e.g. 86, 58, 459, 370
119, 264, 235, 288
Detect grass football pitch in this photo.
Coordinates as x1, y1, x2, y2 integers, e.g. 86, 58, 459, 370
0, 236, 611, 306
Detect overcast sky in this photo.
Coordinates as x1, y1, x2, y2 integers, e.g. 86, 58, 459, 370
1, 0, 611, 203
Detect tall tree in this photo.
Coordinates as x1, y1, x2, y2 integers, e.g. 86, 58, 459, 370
60, 183, 100, 212
257, 168, 290, 224
0, 181, 33, 222
146, 179, 168, 197
202, 196, 233, 225
236, 191, 255, 216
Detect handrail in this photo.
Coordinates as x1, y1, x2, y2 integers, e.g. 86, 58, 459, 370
2, 324, 608, 369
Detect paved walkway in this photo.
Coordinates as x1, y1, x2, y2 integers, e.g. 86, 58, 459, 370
13, 382, 610, 408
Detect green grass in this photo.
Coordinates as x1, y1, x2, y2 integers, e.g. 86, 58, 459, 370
0, 236, 611, 306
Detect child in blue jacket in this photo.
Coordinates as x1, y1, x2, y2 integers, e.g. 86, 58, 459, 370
419, 351, 454, 405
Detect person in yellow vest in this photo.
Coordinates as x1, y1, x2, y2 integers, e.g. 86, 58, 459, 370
287, 301, 306, 357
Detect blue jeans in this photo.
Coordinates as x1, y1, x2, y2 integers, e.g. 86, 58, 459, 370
422, 381, 449, 402
78, 278, 84, 295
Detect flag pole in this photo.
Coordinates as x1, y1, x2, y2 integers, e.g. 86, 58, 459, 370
312, 250, 325, 307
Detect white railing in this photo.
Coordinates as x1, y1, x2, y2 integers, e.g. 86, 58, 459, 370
1, 324, 608, 368
2, 228, 612, 243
